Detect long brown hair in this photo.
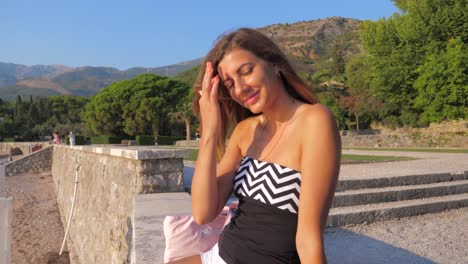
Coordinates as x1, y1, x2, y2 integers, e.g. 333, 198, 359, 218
193, 28, 319, 159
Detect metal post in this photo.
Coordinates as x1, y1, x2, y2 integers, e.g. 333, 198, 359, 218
0, 165, 5, 197
0, 197, 12, 264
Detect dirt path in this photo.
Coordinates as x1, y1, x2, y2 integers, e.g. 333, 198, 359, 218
5, 171, 70, 264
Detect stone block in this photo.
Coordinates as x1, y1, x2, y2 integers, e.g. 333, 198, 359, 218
51, 145, 189, 264
132, 193, 192, 264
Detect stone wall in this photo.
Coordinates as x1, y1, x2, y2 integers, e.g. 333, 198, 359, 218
342, 133, 468, 148
342, 120, 468, 148
0, 142, 52, 156
4, 147, 53, 176
51, 145, 187, 264
373, 119, 467, 136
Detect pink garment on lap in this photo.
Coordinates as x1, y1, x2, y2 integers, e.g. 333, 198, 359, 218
163, 204, 237, 263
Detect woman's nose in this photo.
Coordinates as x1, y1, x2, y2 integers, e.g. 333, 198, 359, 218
232, 77, 251, 97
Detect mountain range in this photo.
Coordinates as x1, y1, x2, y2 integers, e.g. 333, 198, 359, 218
0, 16, 361, 101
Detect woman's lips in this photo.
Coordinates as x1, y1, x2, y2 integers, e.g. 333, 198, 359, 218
244, 91, 260, 105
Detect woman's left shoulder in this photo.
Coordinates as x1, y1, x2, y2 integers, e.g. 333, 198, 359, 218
297, 103, 335, 125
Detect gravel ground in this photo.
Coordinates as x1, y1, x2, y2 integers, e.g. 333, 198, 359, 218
5, 171, 70, 264
325, 207, 468, 264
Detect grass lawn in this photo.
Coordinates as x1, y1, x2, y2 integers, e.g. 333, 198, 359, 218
341, 154, 415, 163
344, 147, 468, 153
186, 149, 415, 163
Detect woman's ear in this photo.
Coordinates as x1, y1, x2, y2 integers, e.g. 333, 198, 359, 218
273, 64, 281, 78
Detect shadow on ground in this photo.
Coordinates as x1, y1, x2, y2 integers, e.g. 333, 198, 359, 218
325, 228, 435, 264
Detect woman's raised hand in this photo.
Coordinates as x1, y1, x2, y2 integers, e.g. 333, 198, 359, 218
198, 62, 221, 140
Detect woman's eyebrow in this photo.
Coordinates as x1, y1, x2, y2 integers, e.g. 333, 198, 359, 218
237, 63, 253, 74
218, 62, 253, 81
217, 66, 225, 81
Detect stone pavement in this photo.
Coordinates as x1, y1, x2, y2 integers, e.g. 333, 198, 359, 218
340, 149, 468, 180
325, 207, 468, 264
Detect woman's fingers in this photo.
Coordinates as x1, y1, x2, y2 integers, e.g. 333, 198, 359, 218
202, 62, 213, 96
210, 75, 220, 101
200, 62, 220, 103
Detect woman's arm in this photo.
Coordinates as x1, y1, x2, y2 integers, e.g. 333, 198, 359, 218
191, 125, 242, 224
296, 104, 341, 263
191, 61, 244, 224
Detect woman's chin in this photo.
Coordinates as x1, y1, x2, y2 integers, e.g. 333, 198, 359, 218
250, 108, 262, 114
246, 103, 264, 114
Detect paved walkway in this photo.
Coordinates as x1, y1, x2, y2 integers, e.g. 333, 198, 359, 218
325, 207, 468, 264
340, 149, 468, 180
183, 150, 468, 185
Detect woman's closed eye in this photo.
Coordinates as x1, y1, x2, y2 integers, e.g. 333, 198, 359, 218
239, 65, 253, 76
223, 65, 254, 90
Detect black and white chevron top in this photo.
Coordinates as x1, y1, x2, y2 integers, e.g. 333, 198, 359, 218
219, 156, 302, 264
234, 156, 302, 214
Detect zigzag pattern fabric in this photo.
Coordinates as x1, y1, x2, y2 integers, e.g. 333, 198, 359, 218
234, 156, 302, 214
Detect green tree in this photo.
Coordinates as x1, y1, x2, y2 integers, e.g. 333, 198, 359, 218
343, 55, 377, 129
414, 37, 468, 123
392, 0, 410, 11
360, 0, 467, 126
318, 93, 348, 130
84, 74, 190, 137
168, 92, 194, 141
0, 95, 89, 141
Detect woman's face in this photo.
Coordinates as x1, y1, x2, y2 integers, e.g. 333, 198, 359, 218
217, 49, 283, 114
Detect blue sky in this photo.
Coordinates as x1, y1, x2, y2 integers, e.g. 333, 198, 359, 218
2, 0, 399, 70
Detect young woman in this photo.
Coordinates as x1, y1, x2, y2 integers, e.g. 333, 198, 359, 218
172, 28, 341, 264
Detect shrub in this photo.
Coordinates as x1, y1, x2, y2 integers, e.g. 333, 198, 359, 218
3, 138, 14, 142
157, 135, 185, 145
136, 135, 155, 146
65, 135, 87, 145
91, 135, 125, 144
383, 116, 400, 130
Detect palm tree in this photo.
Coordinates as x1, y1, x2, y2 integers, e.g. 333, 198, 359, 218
168, 96, 193, 141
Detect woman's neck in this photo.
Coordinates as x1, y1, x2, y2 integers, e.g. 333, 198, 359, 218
261, 91, 302, 128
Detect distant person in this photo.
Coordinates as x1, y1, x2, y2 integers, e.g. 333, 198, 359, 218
53, 132, 61, 144
172, 28, 341, 264
195, 129, 200, 141
69, 131, 76, 146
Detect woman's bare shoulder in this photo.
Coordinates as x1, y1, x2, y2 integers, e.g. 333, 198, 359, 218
232, 115, 261, 135
295, 103, 337, 140
297, 103, 335, 124
229, 115, 261, 152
